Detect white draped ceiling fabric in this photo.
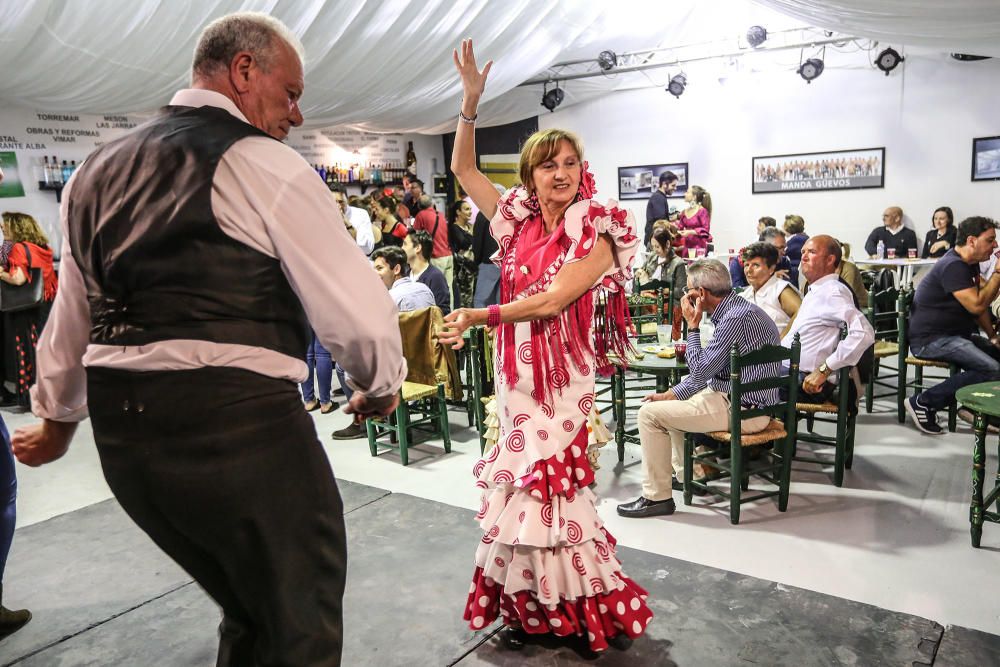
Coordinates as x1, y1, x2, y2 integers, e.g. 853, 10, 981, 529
753, 1, 1000, 59
1, 1, 999, 134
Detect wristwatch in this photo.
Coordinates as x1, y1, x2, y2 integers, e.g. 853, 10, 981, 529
818, 361, 831, 375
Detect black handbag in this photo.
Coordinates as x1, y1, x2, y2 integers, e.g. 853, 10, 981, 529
0, 242, 45, 313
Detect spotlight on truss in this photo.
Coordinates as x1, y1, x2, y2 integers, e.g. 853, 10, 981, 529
798, 58, 824, 83
597, 50, 617, 71
876, 47, 904, 75
541, 83, 565, 111
666, 73, 687, 98
746, 25, 767, 48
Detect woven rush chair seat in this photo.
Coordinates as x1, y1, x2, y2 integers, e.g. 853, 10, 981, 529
874, 340, 899, 358
401, 381, 438, 402
905, 356, 950, 368
705, 418, 787, 446
796, 401, 839, 414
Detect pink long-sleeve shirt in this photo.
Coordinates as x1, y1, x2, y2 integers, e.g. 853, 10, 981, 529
31, 89, 406, 421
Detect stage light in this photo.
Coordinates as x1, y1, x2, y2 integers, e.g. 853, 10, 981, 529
541, 83, 564, 112
746, 26, 767, 48
666, 73, 687, 98
798, 58, 824, 83
876, 47, 904, 75
597, 50, 617, 71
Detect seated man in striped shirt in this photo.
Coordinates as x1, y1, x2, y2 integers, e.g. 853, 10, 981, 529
618, 260, 782, 519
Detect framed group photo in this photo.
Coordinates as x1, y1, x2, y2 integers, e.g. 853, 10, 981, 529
752, 147, 885, 194
972, 136, 1000, 181
618, 162, 688, 200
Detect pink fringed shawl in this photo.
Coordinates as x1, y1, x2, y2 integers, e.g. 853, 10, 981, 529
489, 164, 638, 406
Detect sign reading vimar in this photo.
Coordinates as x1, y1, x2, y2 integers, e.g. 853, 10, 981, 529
1, 112, 142, 153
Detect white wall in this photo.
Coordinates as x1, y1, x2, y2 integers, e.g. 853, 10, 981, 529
537, 53, 1000, 258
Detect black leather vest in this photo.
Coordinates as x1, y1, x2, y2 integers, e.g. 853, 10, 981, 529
68, 105, 310, 360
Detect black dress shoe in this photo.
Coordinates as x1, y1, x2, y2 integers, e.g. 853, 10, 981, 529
608, 634, 633, 651
616, 497, 676, 518
499, 626, 527, 650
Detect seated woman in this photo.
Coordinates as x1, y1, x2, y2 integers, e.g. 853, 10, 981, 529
783, 214, 808, 283
636, 226, 686, 339
674, 185, 712, 256
739, 242, 800, 337
922, 206, 956, 258
0, 212, 58, 408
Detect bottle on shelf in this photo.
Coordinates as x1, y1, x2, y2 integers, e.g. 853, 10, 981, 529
42, 156, 52, 185
406, 142, 417, 176
69, 159, 77, 176
51, 155, 63, 185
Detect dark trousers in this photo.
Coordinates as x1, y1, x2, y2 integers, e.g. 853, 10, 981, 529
781, 372, 858, 414
0, 416, 14, 579
87, 366, 347, 667
911, 334, 1000, 411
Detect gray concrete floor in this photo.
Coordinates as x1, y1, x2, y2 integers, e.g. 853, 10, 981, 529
1, 479, 995, 666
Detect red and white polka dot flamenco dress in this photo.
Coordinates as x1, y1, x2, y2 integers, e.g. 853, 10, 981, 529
463, 184, 653, 652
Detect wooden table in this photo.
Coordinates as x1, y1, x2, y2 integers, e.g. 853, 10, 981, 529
855, 257, 936, 288
955, 382, 1000, 547
611, 351, 688, 461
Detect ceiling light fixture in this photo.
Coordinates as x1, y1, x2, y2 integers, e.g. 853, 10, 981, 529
875, 47, 904, 75
746, 26, 768, 48
798, 57, 824, 83
541, 82, 565, 112
666, 73, 687, 98
597, 50, 617, 71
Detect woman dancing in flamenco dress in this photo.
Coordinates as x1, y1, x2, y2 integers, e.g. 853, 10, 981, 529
440, 40, 653, 653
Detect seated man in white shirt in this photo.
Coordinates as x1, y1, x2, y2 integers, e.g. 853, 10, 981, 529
331, 184, 375, 256
782, 235, 874, 408
333, 246, 434, 440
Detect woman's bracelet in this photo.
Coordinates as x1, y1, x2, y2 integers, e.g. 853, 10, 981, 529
486, 304, 501, 328
459, 109, 478, 124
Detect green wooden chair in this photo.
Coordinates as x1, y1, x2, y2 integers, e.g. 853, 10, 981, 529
896, 288, 958, 431
683, 335, 801, 525
366, 382, 451, 466
794, 324, 858, 487
365, 307, 455, 466
463, 325, 493, 453
864, 285, 901, 412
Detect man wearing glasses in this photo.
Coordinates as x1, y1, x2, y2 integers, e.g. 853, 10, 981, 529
617, 259, 781, 518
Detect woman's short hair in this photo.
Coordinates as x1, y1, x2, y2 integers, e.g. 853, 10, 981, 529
1, 211, 50, 246
687, 259, 732, 297
741, 242, 779, 268
933, 206, 954, 228
192, 12, 304, 79
518, 129, 584, 194
783, 214, 806, 234
758, 216, 776, 228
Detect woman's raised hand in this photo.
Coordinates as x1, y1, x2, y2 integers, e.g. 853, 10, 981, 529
453, 39, 493, 102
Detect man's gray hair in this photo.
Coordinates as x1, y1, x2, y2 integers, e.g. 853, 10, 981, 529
687, 259, 732, 297
192, 12, 305, 79
760, 226, 786, 243
418, 194, 434, 210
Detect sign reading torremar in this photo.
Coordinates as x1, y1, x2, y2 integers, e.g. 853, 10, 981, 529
752, 147, 885, 194
287, 126, 405, 166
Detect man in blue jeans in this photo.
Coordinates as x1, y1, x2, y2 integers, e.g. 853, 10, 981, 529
906, 216, 1000, 434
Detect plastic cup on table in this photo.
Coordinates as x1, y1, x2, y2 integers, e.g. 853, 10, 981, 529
728, 248, 736, 255
674, 341, 687, 362
687, 248, 696, 259
886, 248, 896, 259
696, 247, 706, 258
656, 324, 672, 346
908, 249, 917, 259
